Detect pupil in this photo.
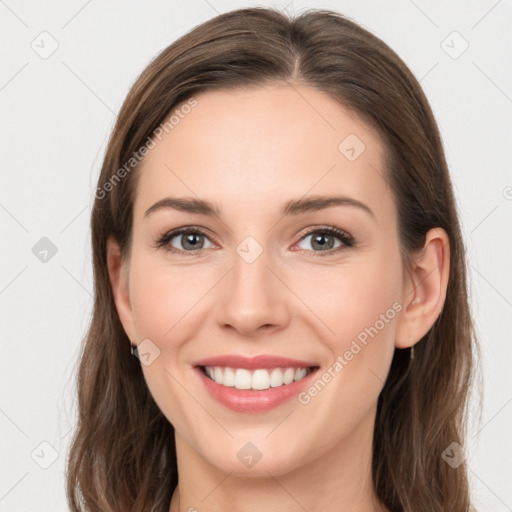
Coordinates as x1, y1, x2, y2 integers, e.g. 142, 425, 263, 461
184, 233, 202, 250
313, 233, 333, 250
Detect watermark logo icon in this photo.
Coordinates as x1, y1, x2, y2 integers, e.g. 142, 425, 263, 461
31, 441, 59, 469
441, 441, 467, 468
132, 338, 161, 366
338, 134, 366, 161
32, 237, 58, 263
441, 31, 469, 59
31, 31, 59, 59
236, 236, 263, 264
237, 442, 262, 468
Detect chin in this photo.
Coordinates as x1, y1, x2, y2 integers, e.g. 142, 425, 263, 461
199, 439, 310, 477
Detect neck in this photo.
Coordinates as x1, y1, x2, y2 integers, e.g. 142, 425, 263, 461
169, 406, 387, 512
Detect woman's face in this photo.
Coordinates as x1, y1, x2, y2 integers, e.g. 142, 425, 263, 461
116, 84, 406, 476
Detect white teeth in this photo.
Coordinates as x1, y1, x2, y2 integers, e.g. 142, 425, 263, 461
203, 366, 312, 390
235, 369, 252, 390
223, 367, 235, 387
270, 368, 284, 387
283, 368, 295, 385
294, 368, 307, 381
252, 369, 270, 390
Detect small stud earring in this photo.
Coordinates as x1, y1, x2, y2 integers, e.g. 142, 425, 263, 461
130, 343, 138, 357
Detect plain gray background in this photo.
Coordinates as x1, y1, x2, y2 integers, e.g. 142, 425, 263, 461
1, 0, 511, 510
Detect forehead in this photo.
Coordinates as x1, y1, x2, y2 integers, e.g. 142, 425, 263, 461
134, 84, 393, 223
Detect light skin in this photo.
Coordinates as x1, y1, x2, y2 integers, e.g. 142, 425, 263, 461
107, 84, 450, 512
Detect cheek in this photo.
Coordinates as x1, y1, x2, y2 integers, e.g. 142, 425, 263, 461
128, 253, 207, 343
127, 253, 208, 433
290, 255, 402, 445
293, 254, 403, 357
342, 264, 400, 347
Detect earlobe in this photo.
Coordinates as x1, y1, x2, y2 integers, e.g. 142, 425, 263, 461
395, 227, 450, 349
107, 237, 136, 343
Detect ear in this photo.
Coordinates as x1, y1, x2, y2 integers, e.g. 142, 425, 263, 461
107, 237, 136, 343
395, 227, 450, 349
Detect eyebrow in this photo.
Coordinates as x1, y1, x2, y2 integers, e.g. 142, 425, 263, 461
144, 194, 375, 219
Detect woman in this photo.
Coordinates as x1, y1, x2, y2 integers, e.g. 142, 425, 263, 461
66, 7, 478, 511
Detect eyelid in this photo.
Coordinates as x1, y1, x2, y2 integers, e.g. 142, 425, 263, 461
155, 224, 355, 256
292, 225, 355, 256
154, 225, 218, 253
295, 225, 354, 245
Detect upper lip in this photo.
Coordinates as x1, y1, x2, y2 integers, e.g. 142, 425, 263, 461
192, 354, 319, 370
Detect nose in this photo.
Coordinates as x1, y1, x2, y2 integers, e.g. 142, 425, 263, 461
214, 243, 290, 337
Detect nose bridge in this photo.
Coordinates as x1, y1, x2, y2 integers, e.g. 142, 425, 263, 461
233, 235, 271, 292
215, 233, 288, 333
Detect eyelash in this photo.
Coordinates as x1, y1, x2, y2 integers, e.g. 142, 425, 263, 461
155, 225, 356, 257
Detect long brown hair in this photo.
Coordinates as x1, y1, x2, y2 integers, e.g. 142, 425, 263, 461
66, 7, 479, 511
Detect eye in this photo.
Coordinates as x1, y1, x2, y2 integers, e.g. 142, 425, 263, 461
155, 225, 355, 256
294, 226, 355, 256
156, 227, 215, 254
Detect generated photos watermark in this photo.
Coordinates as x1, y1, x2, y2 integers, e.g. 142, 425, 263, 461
298, 300, 402, 405
94, 97, 198, 200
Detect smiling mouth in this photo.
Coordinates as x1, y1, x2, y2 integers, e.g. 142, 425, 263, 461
198, 365, 319, 391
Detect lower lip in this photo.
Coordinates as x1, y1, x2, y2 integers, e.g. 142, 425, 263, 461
195, 367, 318, 413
